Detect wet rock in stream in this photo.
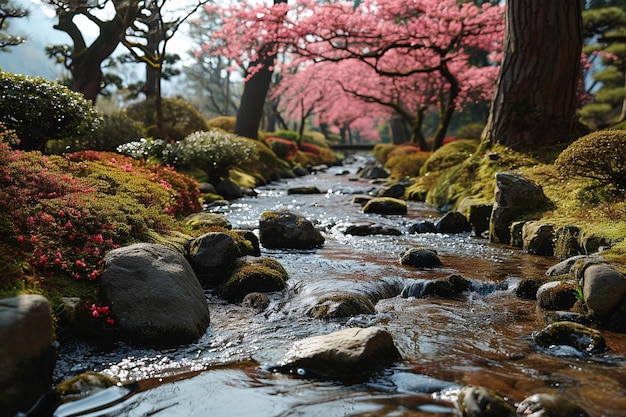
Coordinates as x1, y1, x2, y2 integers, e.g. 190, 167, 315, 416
344, 223, 402, 236
457, 385, 516, 417
362, 197, 408, 215
259, 209, 325, 249
400, 247, 443, 268
516, 392, 590, 417
401, 274, 472, 299
272, 326, 401, 380
307, 294, 376, 319
532, 321, 607, 354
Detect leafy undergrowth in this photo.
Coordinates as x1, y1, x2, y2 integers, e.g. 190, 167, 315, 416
0, 144, 201, 312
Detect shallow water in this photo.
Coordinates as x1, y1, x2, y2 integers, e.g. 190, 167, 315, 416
53, 154, 626, 417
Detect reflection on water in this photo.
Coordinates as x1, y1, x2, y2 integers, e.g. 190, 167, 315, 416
53, 154, 626, 417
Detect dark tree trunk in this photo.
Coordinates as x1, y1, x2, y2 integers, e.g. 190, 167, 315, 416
56, 4, 139, 103
389, 115, 409, 144
235, 0, 287, 139
408, 107, 428, 150
482, 0, 584, 149
431, 63, 459, 151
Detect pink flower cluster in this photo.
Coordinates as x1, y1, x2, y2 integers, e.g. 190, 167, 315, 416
90, 303, 115, 325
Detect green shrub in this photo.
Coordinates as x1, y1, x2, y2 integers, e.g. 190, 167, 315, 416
163, 130, 260, 184
386, 152, 430, 178
81, 111, 146, 152
555, 130, 626, 190
271, 130, 299, 142
206, 116, 236, 133
420, 139, 478, 175
124, 97, 208, 142
0, 72, 100, 152
455, 123, 485, 140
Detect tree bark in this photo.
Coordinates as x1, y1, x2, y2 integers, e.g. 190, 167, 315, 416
235, 0, 287, 139
482, 0, 584, 149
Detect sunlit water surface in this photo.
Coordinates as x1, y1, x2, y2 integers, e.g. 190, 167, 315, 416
53, 154, 626, 417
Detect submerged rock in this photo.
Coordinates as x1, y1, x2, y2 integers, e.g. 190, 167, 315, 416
362, 197, 408, 215
401, 275, 472, 299
287, 186, 322, 195
259, 209, 325, 249
532, 321, 606, 354
274, 326, 401, 380
344, 223, 402, 236
516, 392, 590, 417
0, 295, 56, 416
400, 247, 443, 268
100, 243, 210, 346
457, 385, 516, 417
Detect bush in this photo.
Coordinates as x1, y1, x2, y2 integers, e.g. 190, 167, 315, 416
455, 123, 485, 140
386, 151, 430, 178
124, 97, 208, 142
266, 137, 298, 161
0, 145, 198, 291
0, 72, 100, 152
420, 139, 478, 175
555, 130, 626, 190
163, 130, 260, 184
206, 116, 236, 133
271, 130, 299, 142
81, 111, 146, 152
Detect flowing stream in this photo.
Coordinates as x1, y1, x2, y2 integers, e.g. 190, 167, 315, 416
52, 153, 626, 417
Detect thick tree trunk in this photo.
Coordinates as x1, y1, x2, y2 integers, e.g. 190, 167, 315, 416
482, 0, 584, 149
235, 0, 287, 139
389, 115, 409, 144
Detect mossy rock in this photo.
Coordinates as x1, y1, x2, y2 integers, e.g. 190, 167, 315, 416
185, 212, 232, 230
458, 385, 516, 417
218, 257, 289, 302
56, 371, 118, 398
362, 197, 407, 215
308, 294, 376, 319
532, 321, 607, 354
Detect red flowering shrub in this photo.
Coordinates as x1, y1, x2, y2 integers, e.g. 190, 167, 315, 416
0, 144, 200, 292
266, 137, 299, 161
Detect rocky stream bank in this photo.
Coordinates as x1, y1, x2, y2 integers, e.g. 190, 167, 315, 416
2, 153, 626, 417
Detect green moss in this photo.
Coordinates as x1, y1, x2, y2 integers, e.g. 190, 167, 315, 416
420, 139, 478, 175
218, 259, 289, 302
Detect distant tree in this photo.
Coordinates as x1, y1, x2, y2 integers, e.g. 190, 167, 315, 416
0, 0, 27, 50
579, 3, 626, 128
482, 0, 585, 149
43, 0, 142, 103
120, 0, 208, 140
186, 6, 241, 118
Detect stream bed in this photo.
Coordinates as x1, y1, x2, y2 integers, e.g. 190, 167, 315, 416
52, 154, 626, 417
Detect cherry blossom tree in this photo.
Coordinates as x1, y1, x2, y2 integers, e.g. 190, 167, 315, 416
203, 0, 504, 150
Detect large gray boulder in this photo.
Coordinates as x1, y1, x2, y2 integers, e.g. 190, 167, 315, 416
100, 243, 210, 346
489, 172, 552, 244
522, 221, 555, 256
580, 264, 626, 320
259, 210, 325, 249
273, 326, 401, 379
0, 295, 56, 416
